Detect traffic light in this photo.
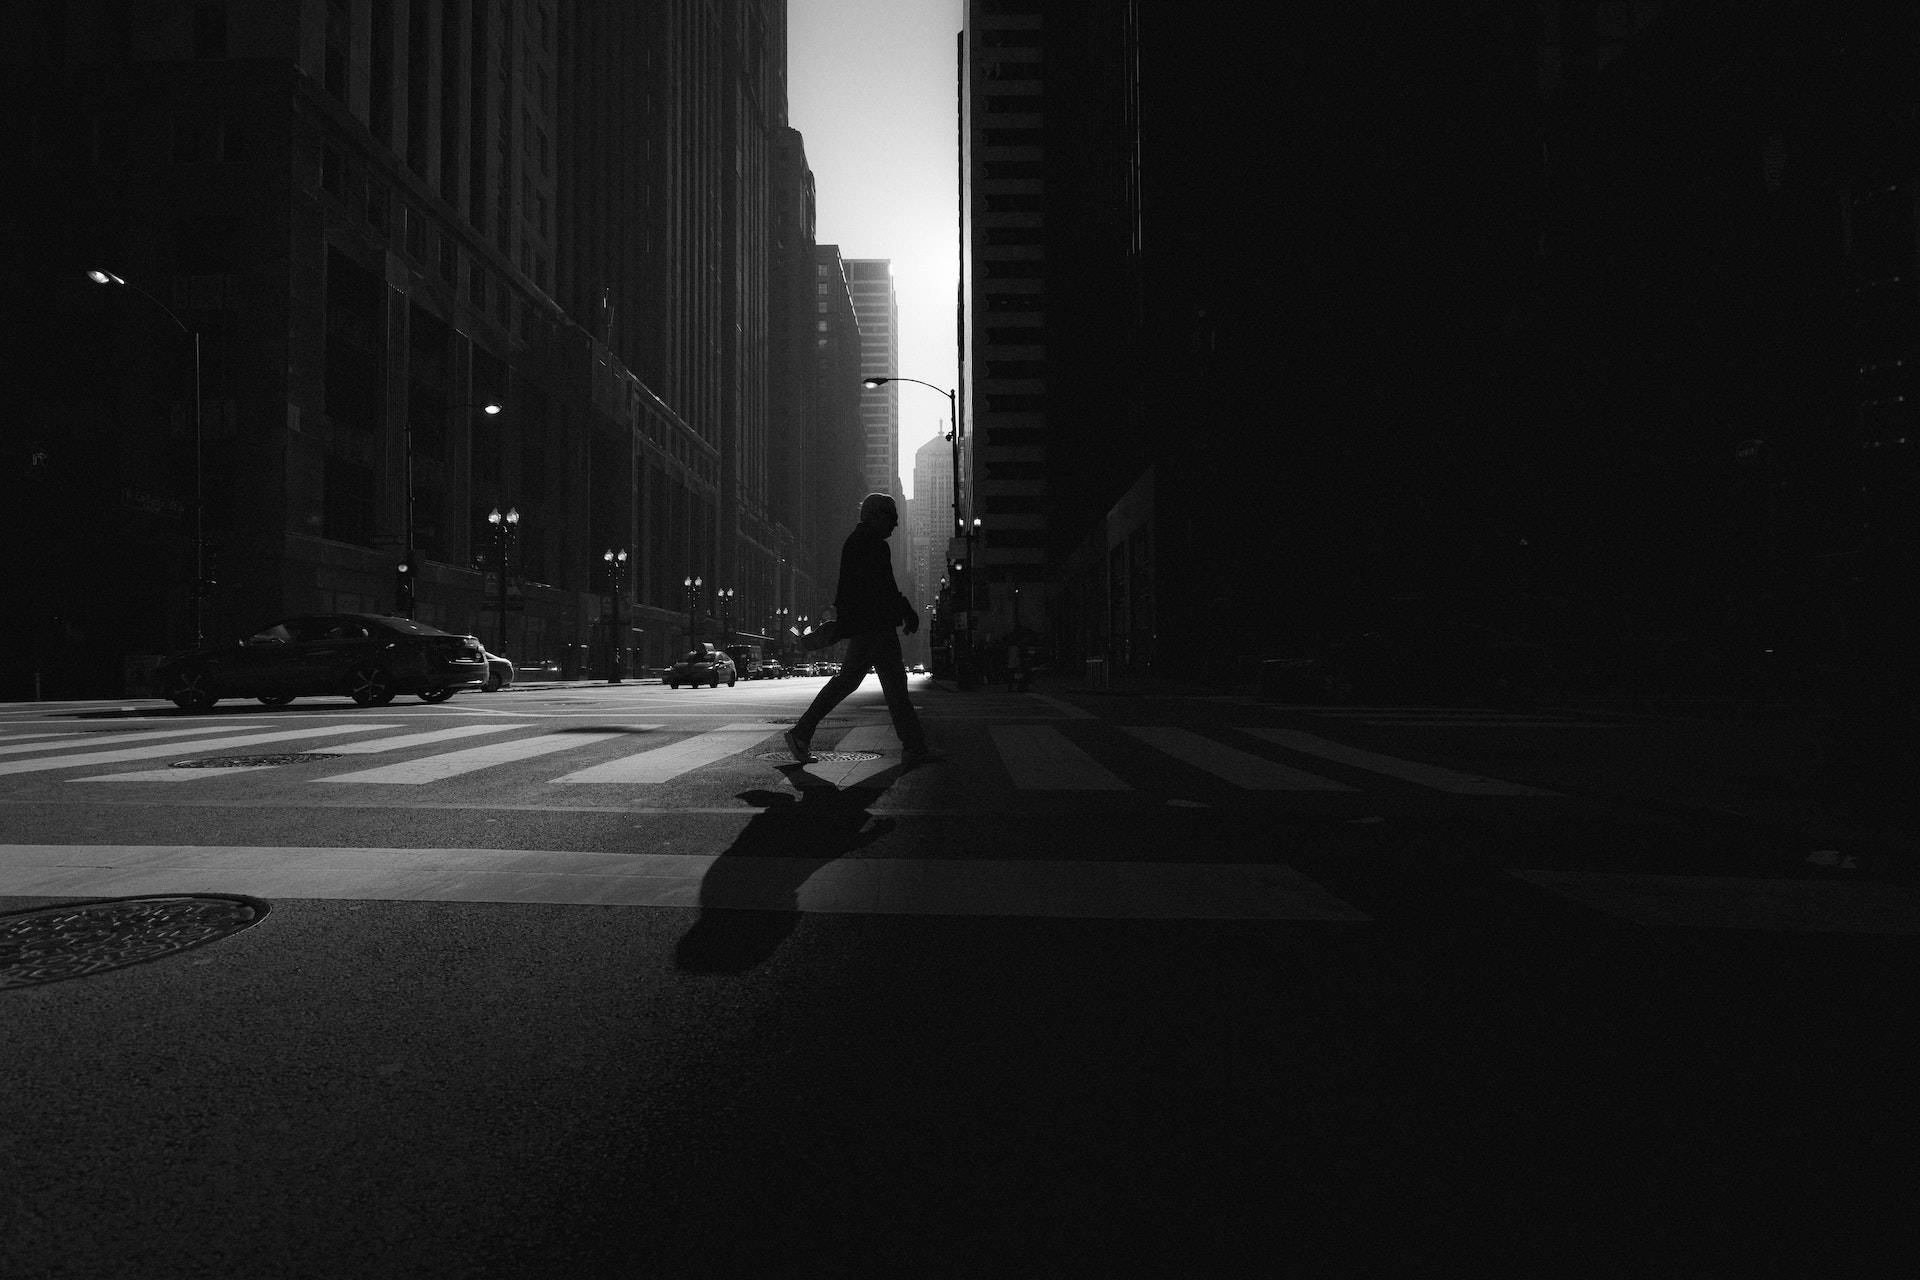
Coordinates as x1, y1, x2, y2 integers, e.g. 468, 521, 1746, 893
394, 558, 414, 614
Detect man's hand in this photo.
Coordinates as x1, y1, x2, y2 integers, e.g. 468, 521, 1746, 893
902, 610, 920, 636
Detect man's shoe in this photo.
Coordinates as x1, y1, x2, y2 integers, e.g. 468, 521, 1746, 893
783, 729, 815, 764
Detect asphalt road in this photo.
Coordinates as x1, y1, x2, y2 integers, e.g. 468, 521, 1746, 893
2, 676, 1915, 1277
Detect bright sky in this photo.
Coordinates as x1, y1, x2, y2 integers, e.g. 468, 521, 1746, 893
788, 0, 967, 499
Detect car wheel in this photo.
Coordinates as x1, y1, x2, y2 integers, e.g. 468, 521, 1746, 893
347, 665, 393, 706
258, 695, 296, 707
727, 677, 736, 687
419, 687, 456, 703
167, 670, 218, 712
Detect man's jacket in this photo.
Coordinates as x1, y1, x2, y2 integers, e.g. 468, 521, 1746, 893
832, 523, 914, 637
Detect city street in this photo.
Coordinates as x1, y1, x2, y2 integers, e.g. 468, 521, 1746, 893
3, 675, 1916, 1276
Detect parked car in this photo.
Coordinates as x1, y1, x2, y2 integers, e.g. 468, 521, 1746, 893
665, 645, 737, 689
481, 649, 516, 691
788, 661, 818, 677
757, 658, 787, 680
154, 613, 488, 711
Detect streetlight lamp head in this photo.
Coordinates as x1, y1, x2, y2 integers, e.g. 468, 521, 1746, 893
482, 403, 501, 414
488, 508, 502, 525
505, 507, 520, 525
862, 377, 887, 388
86, 269, 124, 286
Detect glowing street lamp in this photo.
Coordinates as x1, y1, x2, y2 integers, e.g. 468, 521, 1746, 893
487, 505, 519, 651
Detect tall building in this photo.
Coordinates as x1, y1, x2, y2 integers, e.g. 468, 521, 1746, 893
804, 247, 870, 627
908, 432, 955, 667
844, 259, 902, 499
1, 0, 842, 695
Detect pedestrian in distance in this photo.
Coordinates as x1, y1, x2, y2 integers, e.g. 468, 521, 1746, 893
785, 493, 938, 766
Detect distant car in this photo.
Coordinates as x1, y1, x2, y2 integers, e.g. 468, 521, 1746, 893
154, 613, 488, 711
908, 663, 928, 675
481, 649, 516, 691
757, 658, 786, 680
788, 661, 818, 677
665, 645, 737, 689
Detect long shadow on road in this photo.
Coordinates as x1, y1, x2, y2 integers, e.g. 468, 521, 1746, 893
673, 765, 909, 974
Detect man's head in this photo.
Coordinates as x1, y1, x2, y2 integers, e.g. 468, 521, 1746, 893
858, 492, 899, 537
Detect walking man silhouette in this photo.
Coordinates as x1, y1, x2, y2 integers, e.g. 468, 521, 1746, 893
785, 493, 936, 765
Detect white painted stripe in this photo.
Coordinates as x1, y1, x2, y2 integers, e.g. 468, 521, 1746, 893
990, 725, 1129, 790
1122, 726, 1359, 791
1511, 870, 1920, 936
0, 844, 1371, 921
0, 724, 260, 758
319, 730, 626, 783
0, 731, 87, 747
1239, 728, 1560, 796
323, 724, 522, 754
550, 724, 757, 783
0, 724, 398, 777
801, 723, 901, 786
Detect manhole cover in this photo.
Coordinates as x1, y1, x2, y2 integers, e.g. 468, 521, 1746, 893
170, 754, 340, 768
754, 751, 882, 763
0, 895, 271, 990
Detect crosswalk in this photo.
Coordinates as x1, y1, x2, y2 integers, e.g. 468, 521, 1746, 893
1, 715, 1913, 935
0, 717, 1560, 799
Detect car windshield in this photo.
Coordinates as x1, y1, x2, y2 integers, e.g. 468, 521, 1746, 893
355, 615, 452, 637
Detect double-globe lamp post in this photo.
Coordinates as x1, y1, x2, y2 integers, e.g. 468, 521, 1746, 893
88, 269, 205, 647
862, 375, 973, 688
486, 506, 519, 652
601, 548, 628, 684
683, 575, 703, 648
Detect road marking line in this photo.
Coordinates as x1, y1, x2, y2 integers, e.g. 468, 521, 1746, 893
1511, 870, 1920, 935
318, 730, 629, 783
550, 724, 759, 783
0, 844, 1371, 921
990, 725, 1129, 790
1122, 726, 1359, 791
324, 724, 522, 753
0, 724, 262, 758
800, 724, 900, 786
1239, 727, 1560, 796
0, 725, 398, 777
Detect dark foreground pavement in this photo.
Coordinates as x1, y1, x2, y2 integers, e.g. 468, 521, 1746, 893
5, 851, 1916, 1278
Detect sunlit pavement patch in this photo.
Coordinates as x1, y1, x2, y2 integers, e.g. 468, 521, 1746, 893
0, 894, 270, 989
755, 751, 881, 763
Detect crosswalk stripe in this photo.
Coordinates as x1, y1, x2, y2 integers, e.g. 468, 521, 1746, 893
1239, 727, 1559, 796
0, 843, 1371, 921
324, 724, 521, 754
0, 724, 261, 758
2, 724, 397, 777
989, 724, 1128, 790
801, 724, 901, 786
1121, 726, 1359, 791
550, 724, 758, 784
319, 731, 627, 784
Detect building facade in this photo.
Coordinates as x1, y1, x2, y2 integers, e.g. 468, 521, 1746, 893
1, 0, 856, 696
844, 258, 902, 500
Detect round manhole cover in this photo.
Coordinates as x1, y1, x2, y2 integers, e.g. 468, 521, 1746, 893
754, 751, 882, 763
0, 895, 271, 990
171, 754, 341, 768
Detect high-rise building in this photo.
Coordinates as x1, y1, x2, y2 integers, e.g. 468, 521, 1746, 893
0, 0, 846, 695
844, 259, 902, 499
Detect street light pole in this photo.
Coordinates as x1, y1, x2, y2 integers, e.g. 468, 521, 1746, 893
89, 269, 204, 646
863, 374, 970, 686
717, 586, 734, 646
683, 574, 703, 648
602, 548, 628, 683
487, 505, 518, 652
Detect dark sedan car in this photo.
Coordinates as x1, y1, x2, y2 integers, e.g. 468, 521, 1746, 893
155, 613, 489, 711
